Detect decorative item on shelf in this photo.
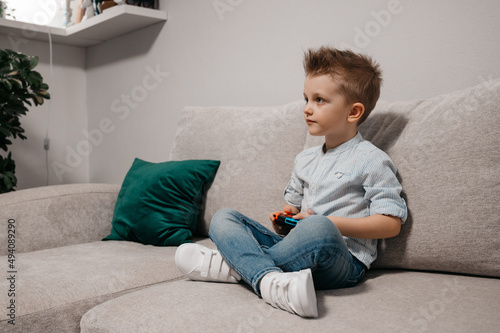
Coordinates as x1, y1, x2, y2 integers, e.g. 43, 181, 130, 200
125, 0, 159, 9
76, 0, 95, 23
97, 0, 117, 13
0, 49, 50, 193
91, 0, 125, 15
62, 0, 74, 27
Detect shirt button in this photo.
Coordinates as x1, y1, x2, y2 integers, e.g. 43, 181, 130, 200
311, 184, 316, 190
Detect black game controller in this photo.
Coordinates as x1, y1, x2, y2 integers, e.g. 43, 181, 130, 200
273, 213, 300, 230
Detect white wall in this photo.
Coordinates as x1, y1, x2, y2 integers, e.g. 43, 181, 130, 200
86, 0, 500, 185
3, 0, 500, 189
0, 37, 88, 190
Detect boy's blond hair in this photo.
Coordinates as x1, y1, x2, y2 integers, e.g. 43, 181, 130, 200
303, 46, 382, 125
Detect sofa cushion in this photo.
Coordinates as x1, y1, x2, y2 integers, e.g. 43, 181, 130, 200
0, 238, 215, 331
357, 79, 500, 277
103, 159, 220, 246
170, 101, 308, 235
80, 269, 500, 333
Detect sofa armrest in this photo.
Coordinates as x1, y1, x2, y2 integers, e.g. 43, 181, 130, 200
0, 183, 120, 255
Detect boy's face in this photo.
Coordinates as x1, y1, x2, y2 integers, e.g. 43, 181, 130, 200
303, 74, 356, 145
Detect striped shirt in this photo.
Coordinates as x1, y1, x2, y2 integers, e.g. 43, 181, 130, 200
284, 132, 407, 268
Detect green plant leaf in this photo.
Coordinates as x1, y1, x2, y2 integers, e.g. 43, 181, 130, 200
29, 56, 39, 70
0, 78, 12, 90
3, 173, 12, 189
10, 78, 23, 88
0, 48, 49, 191
0, 152, 17, 193
35, 95, 44, 105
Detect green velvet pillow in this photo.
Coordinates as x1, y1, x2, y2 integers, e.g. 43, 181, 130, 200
103, 158, 220, 246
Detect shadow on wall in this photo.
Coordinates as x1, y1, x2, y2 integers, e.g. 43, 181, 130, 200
86, 22, 165, 70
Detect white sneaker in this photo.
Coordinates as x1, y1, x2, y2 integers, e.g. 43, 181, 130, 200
175, 243, 241, 283
260, 269, 318, 318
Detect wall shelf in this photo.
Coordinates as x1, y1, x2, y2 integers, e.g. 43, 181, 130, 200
0, 5, 167, 47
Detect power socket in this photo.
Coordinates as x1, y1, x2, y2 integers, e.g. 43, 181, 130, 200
43, 138, 50, 150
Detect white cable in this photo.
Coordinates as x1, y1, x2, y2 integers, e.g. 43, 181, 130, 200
45, 27, 54, 186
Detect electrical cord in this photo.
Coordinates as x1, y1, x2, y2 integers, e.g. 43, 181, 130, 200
44, 27, 53, 186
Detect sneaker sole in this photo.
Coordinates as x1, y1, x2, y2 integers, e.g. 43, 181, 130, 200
296, 269, 318, 318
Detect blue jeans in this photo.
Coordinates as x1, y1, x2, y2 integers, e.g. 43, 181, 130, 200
209, 208, 366, 296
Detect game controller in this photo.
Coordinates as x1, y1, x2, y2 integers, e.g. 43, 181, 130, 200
273, 213, 300, 229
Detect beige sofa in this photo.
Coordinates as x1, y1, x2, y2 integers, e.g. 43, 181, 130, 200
1, 79, 499, 332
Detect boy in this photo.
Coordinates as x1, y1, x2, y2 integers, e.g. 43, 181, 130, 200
175, 46, 407, 318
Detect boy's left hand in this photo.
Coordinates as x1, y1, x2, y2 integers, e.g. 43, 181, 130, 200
292, 209, 314, 220
269, 209, 314, 235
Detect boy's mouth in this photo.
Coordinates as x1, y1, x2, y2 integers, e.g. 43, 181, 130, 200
305, 119, 316, 125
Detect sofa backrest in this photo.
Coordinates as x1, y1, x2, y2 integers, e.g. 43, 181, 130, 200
359, 79, 500, 278
0, 184, 119, 255
170, 101, 308, 235
171, 79, 500, 278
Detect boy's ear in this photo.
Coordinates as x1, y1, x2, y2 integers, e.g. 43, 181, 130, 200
348, 103, 365, 123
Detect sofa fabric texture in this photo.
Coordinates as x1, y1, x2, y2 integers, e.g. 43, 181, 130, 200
169, 100, 309, 235
80, 270, 500, 333
0, 79, 499, 332
359, 80, 500, 278
171, 80, 500, 278
0, 184, 119, 255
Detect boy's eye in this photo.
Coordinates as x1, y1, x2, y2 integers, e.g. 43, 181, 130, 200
316, 97, 324, 103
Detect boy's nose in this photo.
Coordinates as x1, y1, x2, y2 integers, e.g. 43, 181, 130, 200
303, 103, 313, 115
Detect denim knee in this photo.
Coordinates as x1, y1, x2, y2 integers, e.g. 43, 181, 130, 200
295, 215, 342, 243
209, 207, 239, 238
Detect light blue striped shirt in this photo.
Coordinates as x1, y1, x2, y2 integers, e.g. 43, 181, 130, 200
284, 132, 407, 268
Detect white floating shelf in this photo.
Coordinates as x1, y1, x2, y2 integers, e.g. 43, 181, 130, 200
0, 5, 167, 47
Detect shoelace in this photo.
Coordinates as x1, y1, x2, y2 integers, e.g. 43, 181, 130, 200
200, 249, 232, 281
268, 277, 296, 314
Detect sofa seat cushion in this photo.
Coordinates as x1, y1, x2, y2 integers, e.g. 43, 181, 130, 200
81, 269, 500, 332
0, 238, 214, 331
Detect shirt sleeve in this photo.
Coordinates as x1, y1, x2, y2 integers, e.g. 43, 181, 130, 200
283, 155, 303, 209
362, 150, 408, 223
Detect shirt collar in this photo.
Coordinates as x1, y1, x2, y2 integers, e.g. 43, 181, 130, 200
322, 132, 363, 155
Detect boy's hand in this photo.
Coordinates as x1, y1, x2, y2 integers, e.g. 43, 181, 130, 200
270, 213, 288, 235
269, 205, 302, 235
292, 209, 314, 220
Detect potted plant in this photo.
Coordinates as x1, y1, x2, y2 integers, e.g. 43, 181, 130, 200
0, 49, 50, 193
